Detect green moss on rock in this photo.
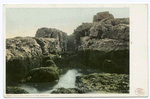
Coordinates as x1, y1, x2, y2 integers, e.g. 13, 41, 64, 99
6, 86, 28, 94
76, 73, 129, 93
43, 60, 56, 67
19, 66, 59, 83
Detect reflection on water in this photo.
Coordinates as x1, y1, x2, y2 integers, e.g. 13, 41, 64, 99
19, 69, 101, 94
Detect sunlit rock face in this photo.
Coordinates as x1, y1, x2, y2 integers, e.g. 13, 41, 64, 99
35, 27, 68, 52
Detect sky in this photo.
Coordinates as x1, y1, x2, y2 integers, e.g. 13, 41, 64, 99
6, 8, 129, 38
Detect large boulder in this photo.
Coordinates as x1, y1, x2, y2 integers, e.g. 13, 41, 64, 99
90, 19, 112, 38
74, 23, 93, 37
6, 37, 61, 85
19, 66, 59, 83
90, 18, 129, 40
35, 27, 68, 52
93, 12, 114, 22
43, 60, 57, 67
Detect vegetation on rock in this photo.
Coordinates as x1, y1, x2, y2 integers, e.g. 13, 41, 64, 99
76, 73, 129, 93
6, 86, 28, 94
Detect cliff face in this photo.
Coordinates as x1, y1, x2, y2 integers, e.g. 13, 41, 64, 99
73, 12, 129, 74
73, 12, 129, 51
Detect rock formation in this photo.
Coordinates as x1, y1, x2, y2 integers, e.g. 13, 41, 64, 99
35, 27, 68, 52
93, 11, 114, 22
6, 11, 129, 93
6, 86, 29, 94
6, 28, 67, 85
72, 11, 129, 74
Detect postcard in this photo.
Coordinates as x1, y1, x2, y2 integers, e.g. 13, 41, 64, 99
3, 4, 148, 97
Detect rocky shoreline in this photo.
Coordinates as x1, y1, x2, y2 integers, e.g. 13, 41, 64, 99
6, 11, 129, 94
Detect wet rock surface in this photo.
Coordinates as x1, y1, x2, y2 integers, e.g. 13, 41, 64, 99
76, 73, 129, 93
51, 87, 85, 94
6, 86, 28, 94
19, 66, 59, 83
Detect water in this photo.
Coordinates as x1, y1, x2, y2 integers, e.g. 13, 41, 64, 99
19, 69, 101, 94
54, 69, 82, 89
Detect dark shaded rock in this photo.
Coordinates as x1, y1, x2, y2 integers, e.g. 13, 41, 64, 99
43, 60, 57, 67
93, 12, 114, 22
76, 73, 129, 93
42, 54, 60, 63
74, 23, 93, 37
19, 67, 59, 83
101, 60, 119, 73
6, 86, 28, 94
77, 49, 129, 74
67, 34, 76, 51
51, 87, 85, 94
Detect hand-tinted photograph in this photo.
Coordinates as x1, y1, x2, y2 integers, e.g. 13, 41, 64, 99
5, 7, 129, 94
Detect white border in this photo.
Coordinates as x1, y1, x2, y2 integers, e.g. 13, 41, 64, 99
3, 4, 148, 98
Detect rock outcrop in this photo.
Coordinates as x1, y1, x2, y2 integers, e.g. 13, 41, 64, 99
93, 11, 114, 22
76, 73, 129, 93
72, 11, 129, 74
6, 37, 64, 61
6, 27, 68, 85
35, 27, 68, 52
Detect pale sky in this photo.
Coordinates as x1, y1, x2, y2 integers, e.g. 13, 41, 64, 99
6, 8, 129, 38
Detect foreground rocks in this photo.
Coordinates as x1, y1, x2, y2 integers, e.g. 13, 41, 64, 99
76, 73, 129, 93
51, 87, 85, 94
19, 66, 59, 83
6, 36, 64, 85
6, 86, 28, 94
19, 57, 59, 83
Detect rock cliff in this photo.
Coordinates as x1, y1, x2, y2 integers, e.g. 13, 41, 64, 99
73, 12, 129, 74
